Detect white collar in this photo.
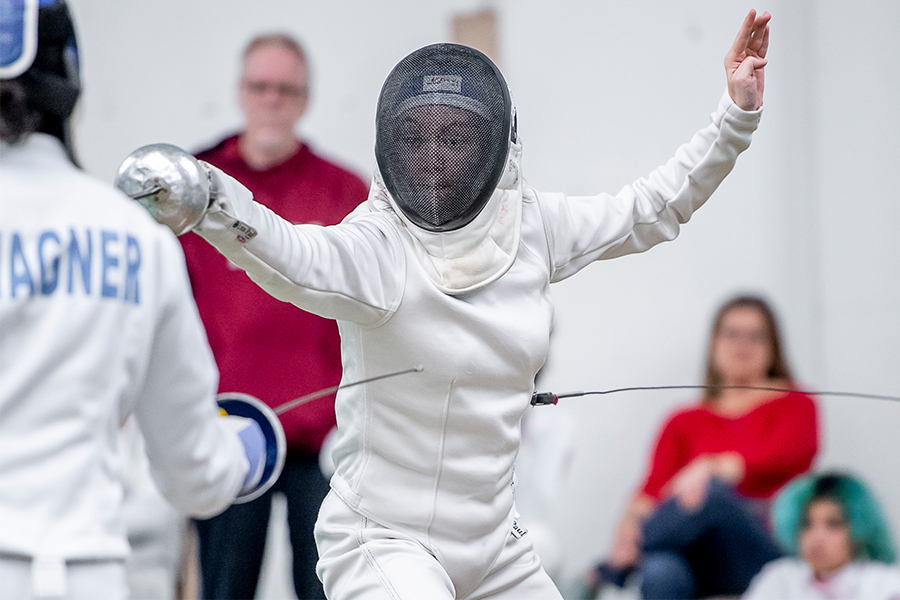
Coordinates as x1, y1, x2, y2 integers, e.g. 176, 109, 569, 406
368, 139, 524, 295
0, 133, 72, 168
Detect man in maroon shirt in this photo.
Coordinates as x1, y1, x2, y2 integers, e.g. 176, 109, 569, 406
181, 33, 367, 599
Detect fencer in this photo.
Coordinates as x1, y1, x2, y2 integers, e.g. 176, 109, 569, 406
120, 9, 770, 599
0, 1, 283, 598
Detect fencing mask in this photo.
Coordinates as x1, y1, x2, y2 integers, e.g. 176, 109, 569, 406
0, 0, 81, 161
375, 43, 514, 233
372, 43, 523, 295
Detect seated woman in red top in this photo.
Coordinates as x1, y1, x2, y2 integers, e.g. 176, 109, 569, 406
588, 295, 819, 600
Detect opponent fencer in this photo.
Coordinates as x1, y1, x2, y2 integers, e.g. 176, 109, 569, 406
120, 9, 770, 599
0, 1, 283, 598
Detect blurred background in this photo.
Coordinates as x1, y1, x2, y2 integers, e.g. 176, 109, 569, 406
65, 0, 899, 596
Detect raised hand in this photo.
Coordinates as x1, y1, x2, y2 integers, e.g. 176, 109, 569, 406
725, 9, 771, 111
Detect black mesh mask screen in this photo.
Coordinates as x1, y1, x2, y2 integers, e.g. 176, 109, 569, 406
375, 44, 512, 232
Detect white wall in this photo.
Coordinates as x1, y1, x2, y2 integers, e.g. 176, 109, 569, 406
503, 0, 900, 584
67, 0, 899, 591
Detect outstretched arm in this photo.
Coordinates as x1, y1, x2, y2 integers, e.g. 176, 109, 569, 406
726, 9, 771, 110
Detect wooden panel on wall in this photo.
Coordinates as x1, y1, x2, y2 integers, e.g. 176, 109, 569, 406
452, 9, 500, 67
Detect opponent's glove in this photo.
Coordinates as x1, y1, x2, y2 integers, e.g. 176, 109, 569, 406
217, 393, 287, 504
223, 416, 267, 493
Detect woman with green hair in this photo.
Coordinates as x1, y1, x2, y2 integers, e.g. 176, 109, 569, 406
743, 472, 900, 599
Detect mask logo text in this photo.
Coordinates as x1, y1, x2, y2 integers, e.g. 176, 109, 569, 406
423, 75, 461, 93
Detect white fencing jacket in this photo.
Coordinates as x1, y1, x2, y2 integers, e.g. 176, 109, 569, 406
195, 92, 761, 573
0, 135, 248, 561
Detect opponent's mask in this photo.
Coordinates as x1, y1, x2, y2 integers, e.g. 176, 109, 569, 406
0, 0, 80, 155
375, 44, 514, 233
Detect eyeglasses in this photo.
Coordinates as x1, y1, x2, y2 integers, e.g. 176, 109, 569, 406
717, 328, 769, 345
242, 80, 307, 99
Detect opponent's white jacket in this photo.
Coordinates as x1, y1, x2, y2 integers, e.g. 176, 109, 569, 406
0, 134, 249, 561
194, 93, 760, 586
